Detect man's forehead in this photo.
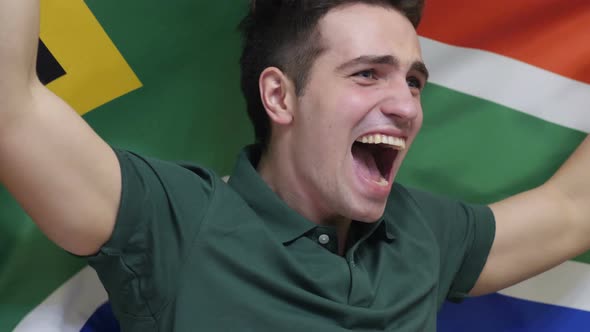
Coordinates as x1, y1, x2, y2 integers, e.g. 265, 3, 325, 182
317, 3, 423, 65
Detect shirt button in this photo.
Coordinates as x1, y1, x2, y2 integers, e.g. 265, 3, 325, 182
318, 234, 330, 245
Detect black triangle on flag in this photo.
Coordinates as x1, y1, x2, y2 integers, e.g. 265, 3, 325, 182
36, 39, 66, 85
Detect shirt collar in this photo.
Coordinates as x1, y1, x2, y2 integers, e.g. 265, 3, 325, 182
373, 219, 396, 242
228, 145, 395, 244
228, 145, 317, 243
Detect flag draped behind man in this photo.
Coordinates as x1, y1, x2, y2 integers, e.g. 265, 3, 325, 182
1, 1, 588, 331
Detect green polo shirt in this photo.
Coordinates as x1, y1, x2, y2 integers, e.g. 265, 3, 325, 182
88, 146, 495, 331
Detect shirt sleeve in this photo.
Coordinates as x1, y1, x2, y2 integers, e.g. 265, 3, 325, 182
404, 187, 496, 303
86, 149, 216, 321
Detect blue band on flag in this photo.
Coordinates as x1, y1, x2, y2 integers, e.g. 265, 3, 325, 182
438, 293, 590, 331
80, 302, 120, 332
81, 294, 590, 331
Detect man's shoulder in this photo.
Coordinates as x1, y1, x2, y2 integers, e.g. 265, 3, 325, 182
385, 182, 467, 232
387, 182, 494, 237
113, 148, 233, 213
388, 182, 463, 211
388, 182, 441, 210
115, 148, 220, 183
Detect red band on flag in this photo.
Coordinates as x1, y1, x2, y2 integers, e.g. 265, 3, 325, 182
418, 0, 590, 85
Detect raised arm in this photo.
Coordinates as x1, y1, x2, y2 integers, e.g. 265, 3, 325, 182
471, 136, 590, 295
0, 0, 120, 255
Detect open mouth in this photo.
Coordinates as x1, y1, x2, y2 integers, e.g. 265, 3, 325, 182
351, 134, 406, 187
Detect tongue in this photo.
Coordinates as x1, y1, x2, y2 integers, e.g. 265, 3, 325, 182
352, 143, 383, 183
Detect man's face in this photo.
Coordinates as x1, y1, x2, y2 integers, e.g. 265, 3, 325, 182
285, 4, 426, 223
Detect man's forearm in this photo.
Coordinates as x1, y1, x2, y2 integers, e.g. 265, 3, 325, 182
472, 135, 590, 295
546, 135, 590, 230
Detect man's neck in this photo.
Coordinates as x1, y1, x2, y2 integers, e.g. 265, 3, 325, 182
257, 144, 352, 255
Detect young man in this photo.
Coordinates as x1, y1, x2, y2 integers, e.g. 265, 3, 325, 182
1, 0, 589, 330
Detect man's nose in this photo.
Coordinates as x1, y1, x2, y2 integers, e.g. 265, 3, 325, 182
378, 78, 420, 121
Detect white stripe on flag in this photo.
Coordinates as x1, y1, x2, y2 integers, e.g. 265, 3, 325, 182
420, 37, 590, 133
14, 266, 107, 332
499, 260, 590, 311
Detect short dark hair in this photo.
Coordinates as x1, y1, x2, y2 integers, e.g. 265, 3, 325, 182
239, 0, 425, 148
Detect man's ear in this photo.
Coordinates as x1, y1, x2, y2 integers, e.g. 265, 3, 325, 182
259, 67, 296, 126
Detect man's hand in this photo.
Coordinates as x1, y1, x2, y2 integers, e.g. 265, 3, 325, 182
0, 0, 120, 256
471, 136, 590, 295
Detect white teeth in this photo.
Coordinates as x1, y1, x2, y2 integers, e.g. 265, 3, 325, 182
355, 134, 406, 150
376, 177, 389, 186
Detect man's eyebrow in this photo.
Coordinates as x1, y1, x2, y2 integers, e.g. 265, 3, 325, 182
411, 61, 429, 82
336, 54, 430, 81
336, 55, 399, 72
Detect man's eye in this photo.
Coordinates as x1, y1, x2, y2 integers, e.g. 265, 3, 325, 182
354, 69, 377, 80
407, 76, 423, 90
